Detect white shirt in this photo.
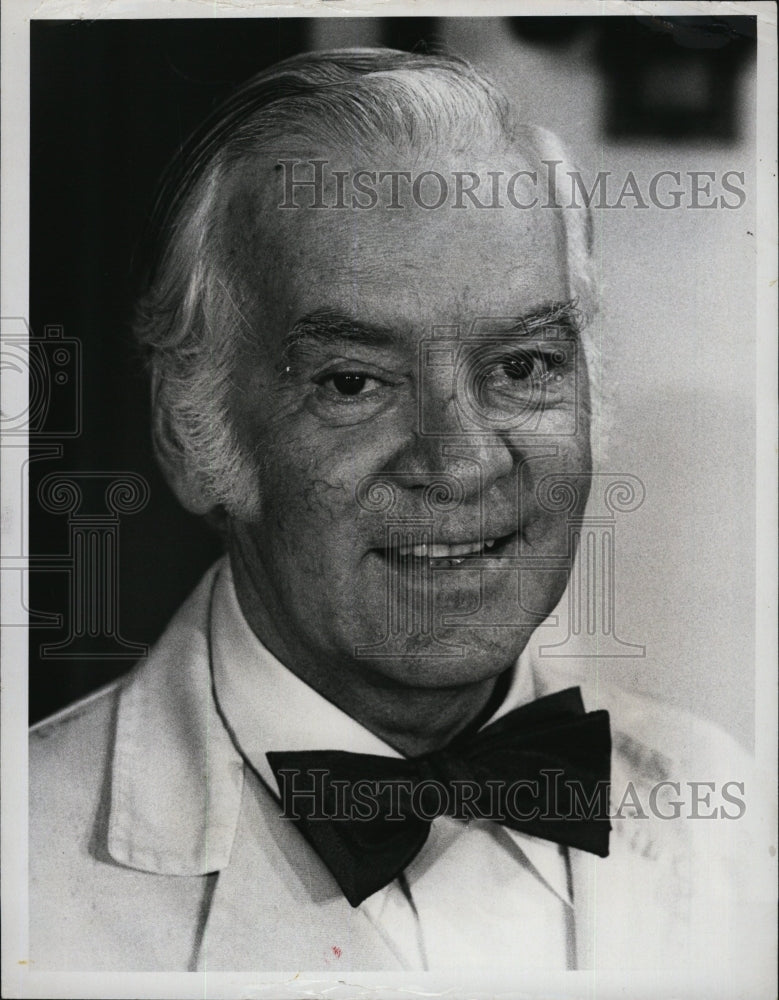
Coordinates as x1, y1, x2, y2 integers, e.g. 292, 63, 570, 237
210, 562, 574, 971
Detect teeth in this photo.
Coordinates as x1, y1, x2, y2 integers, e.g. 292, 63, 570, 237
396, 538, 498, 559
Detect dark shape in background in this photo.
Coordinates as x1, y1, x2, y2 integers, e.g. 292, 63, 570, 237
509, 14, 755, 141
507, 15, 593, 46
597, 16, 755, 141
381, 17, 440, 53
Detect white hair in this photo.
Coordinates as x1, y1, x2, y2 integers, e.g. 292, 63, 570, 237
135, 48, 598, 518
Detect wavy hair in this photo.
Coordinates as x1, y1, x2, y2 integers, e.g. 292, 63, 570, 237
135, 47, 598, 518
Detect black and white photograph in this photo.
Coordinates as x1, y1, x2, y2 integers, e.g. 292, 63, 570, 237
1, 2, 776, 998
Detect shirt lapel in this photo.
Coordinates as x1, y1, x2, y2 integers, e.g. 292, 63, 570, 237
107, 559, 245, 876
542, 661, 695, 970
196, 767, 408, 971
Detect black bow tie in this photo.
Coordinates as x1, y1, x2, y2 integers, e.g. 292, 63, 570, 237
267, 687, 611, 907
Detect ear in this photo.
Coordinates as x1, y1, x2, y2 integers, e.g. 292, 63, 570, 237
157, 447, 215, 516
150, 374, 215, 516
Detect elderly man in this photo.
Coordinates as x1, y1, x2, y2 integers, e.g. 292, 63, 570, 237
30, 48, 757, 975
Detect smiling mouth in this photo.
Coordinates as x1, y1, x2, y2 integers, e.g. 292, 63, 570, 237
378, 530, 517, 566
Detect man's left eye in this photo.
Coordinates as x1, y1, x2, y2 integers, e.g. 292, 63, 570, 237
319, 372, 382, 397
484, 349, 563, 388
497, 351, 537, 382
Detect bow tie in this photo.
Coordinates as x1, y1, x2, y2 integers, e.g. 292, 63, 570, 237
267, 687, 611, 907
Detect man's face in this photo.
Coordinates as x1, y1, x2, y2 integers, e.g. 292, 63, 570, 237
223, 146, 591, 703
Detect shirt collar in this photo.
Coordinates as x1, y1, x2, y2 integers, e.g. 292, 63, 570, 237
211, 561, 570, 905
211, 560, 541, 787
107, 557, 570, 903
107, 559, 244, 876
210, 560, 400, 795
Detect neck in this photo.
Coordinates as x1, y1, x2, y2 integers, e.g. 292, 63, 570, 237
228, 548, 511, 757
316, 673, 507, 757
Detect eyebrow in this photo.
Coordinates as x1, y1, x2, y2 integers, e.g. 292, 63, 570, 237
279, 310, 399, 370
482, 299, 583, 338
279, 299, 582, 371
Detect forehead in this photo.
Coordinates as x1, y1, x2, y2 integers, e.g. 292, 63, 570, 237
224, 146, 568, 339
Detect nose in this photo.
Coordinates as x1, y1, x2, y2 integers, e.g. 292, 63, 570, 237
383, 373, 516, 501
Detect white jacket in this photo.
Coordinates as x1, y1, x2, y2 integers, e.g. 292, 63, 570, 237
29, 562, 769, 978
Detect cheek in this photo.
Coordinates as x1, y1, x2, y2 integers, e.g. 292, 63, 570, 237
519, 433, 592, 544
257, 430, 382, 544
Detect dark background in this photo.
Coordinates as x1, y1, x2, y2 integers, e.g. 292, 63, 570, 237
28, 17, 441, 722
28, 15, 756, 723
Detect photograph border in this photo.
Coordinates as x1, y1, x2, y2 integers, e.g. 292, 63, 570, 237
2, 2, 776, 998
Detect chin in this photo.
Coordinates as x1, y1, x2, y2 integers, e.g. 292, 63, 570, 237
350, 625, 532, 690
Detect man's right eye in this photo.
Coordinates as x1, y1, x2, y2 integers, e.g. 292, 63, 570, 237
318, 372, 382, 397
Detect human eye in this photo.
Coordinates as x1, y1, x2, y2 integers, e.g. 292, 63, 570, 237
475, 343, 573, 403
316, 370, 385, 399
306, 362, 404, 425
493, 349, 542, 383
